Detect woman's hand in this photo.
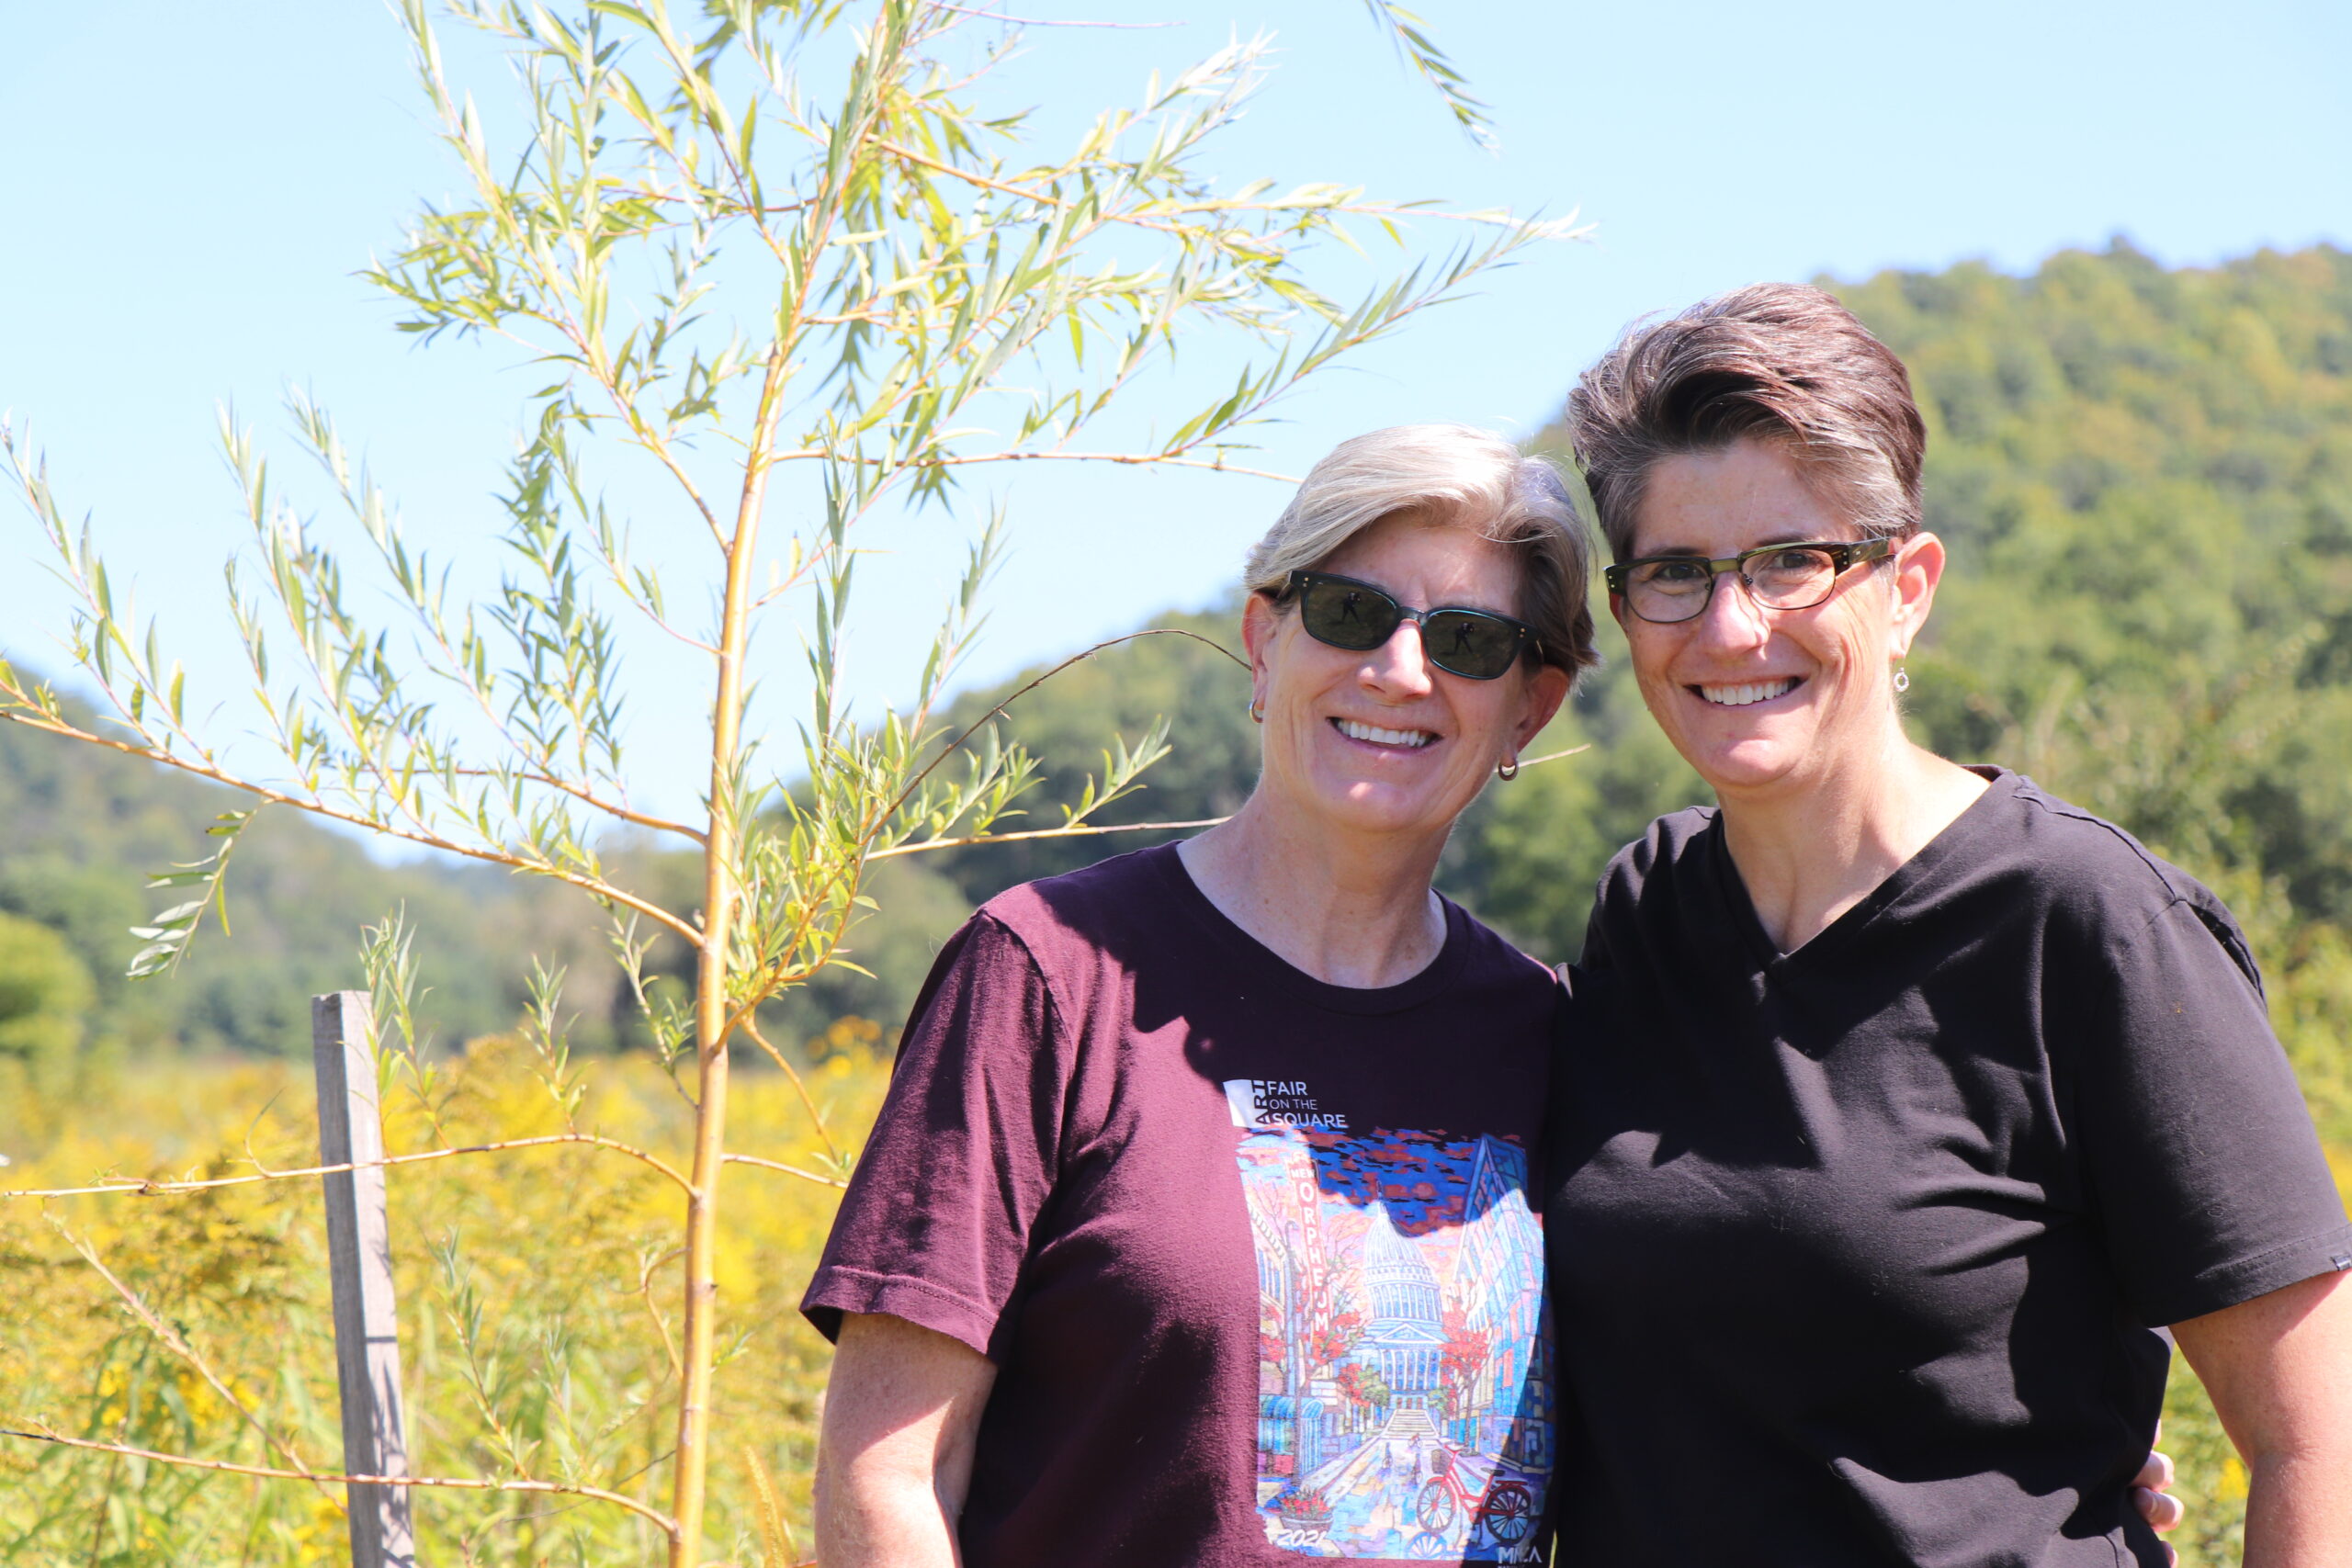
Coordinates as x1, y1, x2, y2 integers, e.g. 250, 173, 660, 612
815, 1311, 999, 1568
2132, 1441, 2183, 1565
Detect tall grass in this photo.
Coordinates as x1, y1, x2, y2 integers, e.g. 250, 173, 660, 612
1, 1037, 887, 1566
4, 1034, 2336, 1562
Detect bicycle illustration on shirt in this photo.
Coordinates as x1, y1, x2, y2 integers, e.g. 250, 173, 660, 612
1269, 1432, 1539, 1561
1406, 1440, 1537, 1558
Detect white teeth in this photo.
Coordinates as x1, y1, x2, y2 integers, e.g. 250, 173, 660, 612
1698, 679, 1797, 707
1336, 718, 1436, 749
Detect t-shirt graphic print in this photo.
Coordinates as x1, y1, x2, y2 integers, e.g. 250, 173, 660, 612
1231, 1080, 1552, 1562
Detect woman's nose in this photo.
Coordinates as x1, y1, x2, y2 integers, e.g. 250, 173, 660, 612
1361, 620, 1437, 696
1690, 571, 1772, 650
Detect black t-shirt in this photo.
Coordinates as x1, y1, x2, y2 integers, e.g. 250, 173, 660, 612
1546, 769, 2352, 1567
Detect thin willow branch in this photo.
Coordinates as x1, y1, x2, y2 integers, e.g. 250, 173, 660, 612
255, 520, 487, 857
714, 628, 1216, 1037
874, 814, 1229, 859
879, 627, 1247, 827
937, 4, 1183, 25
872, 134, 1561, 234
49, 1219, 339, 1508
590, 545, 724, 654
752, 448, 1296, 484
1356, 0, 1496, 152
716, 626, 1242, 1042
924, 450, 1297, 483
871, 135, 1311, 243
402, 8, 725, 543
0, 1132, 690, 1202
448, 768, 708, 844
718, 1154, 847, 1190
632, 1246, 687, 1384
0, 709, 700, 945
738, 1020, 843, 1167
0, 1427, 677, 1535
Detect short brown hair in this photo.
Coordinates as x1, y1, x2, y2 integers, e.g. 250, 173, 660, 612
1566, 283, 1927, 560
1244, 424, 1599, 679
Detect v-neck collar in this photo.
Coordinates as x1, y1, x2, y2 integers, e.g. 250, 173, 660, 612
1707, 766, 2016, 974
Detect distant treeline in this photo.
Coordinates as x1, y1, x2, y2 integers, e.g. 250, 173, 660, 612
786, 239, 2352, 1146
0, 713, 623, 1068
5, 242, 2349, 1127
848, 243, 2352, 1015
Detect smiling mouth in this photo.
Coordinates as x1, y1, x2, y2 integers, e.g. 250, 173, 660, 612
1332, 716, 1438, 750
1693, 677, 1801, 707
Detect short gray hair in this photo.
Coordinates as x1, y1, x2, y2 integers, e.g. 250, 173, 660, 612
1243, 423, 1599, 677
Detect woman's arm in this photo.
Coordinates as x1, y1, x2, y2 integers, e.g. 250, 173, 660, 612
815, 1311, 1000, 1568
2172, 1269, 2352, 1566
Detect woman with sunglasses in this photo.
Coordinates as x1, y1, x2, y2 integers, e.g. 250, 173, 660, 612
805, 424, 1589, 1566
1546, 285, 2352, 1566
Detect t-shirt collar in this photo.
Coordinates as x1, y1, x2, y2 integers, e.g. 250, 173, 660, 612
1148, 841, 1470, 1015
1710, 765, 2022, 970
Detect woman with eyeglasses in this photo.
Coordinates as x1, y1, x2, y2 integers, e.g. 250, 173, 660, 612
1545, 285, 2352, 1566
805, 424, 1589, 1566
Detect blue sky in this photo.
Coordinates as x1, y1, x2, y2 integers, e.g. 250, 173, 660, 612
3, 0, 2346, 820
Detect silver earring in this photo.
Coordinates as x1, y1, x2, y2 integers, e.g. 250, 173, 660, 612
1250, 697, 1265, 725
1497, 757, 1520, 781
1893, 666, 1911, 694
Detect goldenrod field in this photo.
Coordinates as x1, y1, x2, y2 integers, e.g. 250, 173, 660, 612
0, 1034, 2340, 1564
0, 1033, 889, 1567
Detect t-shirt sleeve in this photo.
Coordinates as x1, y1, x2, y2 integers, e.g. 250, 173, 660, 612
800, 911, 1069, 1359
1577, 892, 1612, 974
2078, 896, 2352, 1327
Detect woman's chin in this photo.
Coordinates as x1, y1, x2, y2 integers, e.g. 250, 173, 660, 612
1686, 739, 1808, 800
1303, 778, 1463, 842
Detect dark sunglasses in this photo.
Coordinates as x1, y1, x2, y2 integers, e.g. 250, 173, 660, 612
1276, 570, 1540, 680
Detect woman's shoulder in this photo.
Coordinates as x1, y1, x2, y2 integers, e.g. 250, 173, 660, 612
969, 842, 1190, 966
1573, 806, 1725, 971
1437, 892, 1572, 996
1939, 773, 2259, 982
1978, 773, 2218, 914
1596, 803, 1721, 899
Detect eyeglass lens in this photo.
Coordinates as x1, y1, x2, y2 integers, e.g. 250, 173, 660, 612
1296, 579, 1522, 679
1625, 547, 1844, 624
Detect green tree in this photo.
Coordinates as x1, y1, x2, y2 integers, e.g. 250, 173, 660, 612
0, 910, 96, 1086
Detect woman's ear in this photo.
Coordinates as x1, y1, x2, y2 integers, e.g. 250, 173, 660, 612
1516, 663, 1572, 751
1240, 591, 1281, 711
1888, 531, 1946, 660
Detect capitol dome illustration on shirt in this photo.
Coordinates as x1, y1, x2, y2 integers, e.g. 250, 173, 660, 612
1358, 1202, 1447, 1410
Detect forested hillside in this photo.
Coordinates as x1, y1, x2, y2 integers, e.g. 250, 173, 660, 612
7, 242, 2350, 1139
808, 243, 2352, 1138
1475, 240, 2352, 953
0, 697, 620, 1088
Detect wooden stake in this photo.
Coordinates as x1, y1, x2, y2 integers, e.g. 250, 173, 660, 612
314, 990, 418, 1568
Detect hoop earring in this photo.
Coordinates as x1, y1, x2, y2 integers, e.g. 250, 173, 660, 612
1497, 757, 1520, 781
1892, 666, 1911, 694
1249, 697, 1265, 725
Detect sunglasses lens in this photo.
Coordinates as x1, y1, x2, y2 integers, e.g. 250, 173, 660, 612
1298, 580, 1399, 650
1422, 611, 1521, 679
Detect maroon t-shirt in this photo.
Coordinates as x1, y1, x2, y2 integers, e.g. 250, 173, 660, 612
804, 843, 1562, 1565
